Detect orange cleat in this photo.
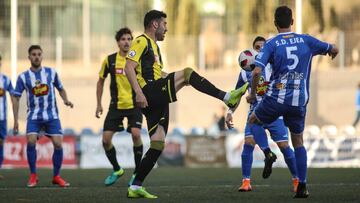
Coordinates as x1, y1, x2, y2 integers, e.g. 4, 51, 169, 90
27, 173, 38, 188
52, 175, 70, 187
238, 179, 252, 192
292, 178, 299, 192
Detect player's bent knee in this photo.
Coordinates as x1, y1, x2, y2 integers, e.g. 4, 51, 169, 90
150, 140, 165, 151
183, 67, 194, 84
102, 140, 112, 150
276, 141, 289, 149
244, 137, 256, 146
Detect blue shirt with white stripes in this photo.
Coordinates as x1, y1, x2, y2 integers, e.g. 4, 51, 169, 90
0, 74, 15, 121
255, 32, 332, 107
14, 67, 63, 121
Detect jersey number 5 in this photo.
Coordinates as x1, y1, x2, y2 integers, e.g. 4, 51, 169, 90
286, 46, 299, 70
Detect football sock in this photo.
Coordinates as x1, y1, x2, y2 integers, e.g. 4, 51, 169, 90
53, 148, 63, 176
0, 144, 3, 168
295, 146, 307, 183
132, 141, 164, 186
281, 146, 298, 178
241, 144, 254, 179
133, 144, 143, 174
27, 144, 37, 174
105, 146, 121, 171
188, 71, 226, 101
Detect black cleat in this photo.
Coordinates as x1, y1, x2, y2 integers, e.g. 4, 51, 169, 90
293, 182, 309, 198
262, 151, 277, 179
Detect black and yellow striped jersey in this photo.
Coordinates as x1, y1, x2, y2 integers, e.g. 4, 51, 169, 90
99, 52, 135, 110
126, 34, 163, 88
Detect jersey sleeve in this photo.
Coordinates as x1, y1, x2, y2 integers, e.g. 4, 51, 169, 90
5, 78, 15, 95
126, 36, 147, 64
54, 71, 64, 91
255, 42, 273, 69
305, 35, 332, 56
235, 70, 248, 89
99, 57, 109, 79
14, 75, 25, 97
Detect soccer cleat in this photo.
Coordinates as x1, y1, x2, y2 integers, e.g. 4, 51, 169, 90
127, 187, 158, 199
262, 151, 277, 179
52, 175, 70, 187
128, 174, 136, 187
226, 82, 249, 108
293, 182, 309, 198
292, 178, 299, 192
238, 179, 252, 192
27, 173, 38, 188
104, 168, 124, 186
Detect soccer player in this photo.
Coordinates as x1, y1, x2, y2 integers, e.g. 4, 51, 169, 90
0, 55, 16, 179
124, 10, 249, 198
226, 36, 298, 192
13, 45, 74, 187
247, 6, 338, 198
96, 27, 144, 186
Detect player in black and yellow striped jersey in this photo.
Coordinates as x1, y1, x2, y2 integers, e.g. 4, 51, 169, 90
96, 27, 143, 187
124, 10, 249, 198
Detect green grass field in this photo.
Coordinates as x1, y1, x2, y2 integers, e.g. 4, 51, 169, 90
0, 168, 360, 203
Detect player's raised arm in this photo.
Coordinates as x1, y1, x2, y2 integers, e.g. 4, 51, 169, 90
246, 66, 261, 104
125, 59, 148, 108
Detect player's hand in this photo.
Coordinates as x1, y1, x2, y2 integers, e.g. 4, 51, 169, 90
135, 91, 148, 108
328, 44, 339, 60
246, 94, 256, 104
95, 105, 103, 118
64, 100, 74, 108
13, 121, 19, 136
225, 113, 234, 129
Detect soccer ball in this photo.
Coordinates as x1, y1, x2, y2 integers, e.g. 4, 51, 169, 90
238, 49, 258, 71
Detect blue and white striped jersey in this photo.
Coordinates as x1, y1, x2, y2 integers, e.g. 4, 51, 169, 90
255, 32, 332, 107
0, 74, 14, 121
236, 64, 272, 112
14, 67, 64, 121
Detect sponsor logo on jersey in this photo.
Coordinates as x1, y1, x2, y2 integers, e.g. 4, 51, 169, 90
32, 80, 49, 97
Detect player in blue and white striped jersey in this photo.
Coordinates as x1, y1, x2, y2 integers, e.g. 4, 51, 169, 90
13, 45, 74, 188
226, 37, 298, 193
247, 6, 338, 198
0, 55, 16, 178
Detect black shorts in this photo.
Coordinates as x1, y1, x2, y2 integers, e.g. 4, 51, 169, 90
103, 108, 143, 133
142, 73, 177, 136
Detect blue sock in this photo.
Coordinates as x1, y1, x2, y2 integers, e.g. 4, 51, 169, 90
27, 144, 37, 174
241, 144, 254, 179
0, 144, 3, 168
53, 148, 63, 177
294, 146, 307, 183
281, 146, 298, 178
250, 123, 269, 150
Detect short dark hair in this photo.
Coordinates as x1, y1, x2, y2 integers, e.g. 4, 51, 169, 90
252, 36, 266, 47
28, 45, 42, 54
275, 6, 292, 29
144, 10, 167, 29
115, 27, 133, 41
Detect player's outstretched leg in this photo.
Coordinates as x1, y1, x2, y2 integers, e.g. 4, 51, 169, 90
26, 135, 38, 188
102, 131, 124, 186
176, 68, 248, 108
51, 136, 70, 187
128, 127, 143, 187
250, 123, 277, 179
292, 133, 309, 198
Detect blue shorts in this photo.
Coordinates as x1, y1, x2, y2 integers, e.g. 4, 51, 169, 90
26, 119, 63, 136
254, 96, 307, 134
0, 120, 7, 139
244, 118, 289, 142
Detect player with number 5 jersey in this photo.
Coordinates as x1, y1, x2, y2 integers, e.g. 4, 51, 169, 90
246, 6, 338, 198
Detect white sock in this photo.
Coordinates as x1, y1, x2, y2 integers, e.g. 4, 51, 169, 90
130, 185, 142, 190
223, 92, 231, 102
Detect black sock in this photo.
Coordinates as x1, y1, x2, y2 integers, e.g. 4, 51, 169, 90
189, 71, 226, 101
133, 148, 162, 186
133, 145, 143, 174
105, 146, 121, 171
